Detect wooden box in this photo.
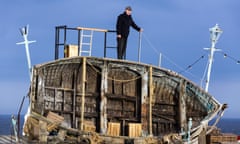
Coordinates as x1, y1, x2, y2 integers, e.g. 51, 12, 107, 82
39, 120, 48, 142
83, 121, 96, 132
128, 123, 142, 137
107, 122, 120, 136
222, 134, 237, 142
207, 134, 237, 143
46, 111, 64, 131
64, 44, 79, 57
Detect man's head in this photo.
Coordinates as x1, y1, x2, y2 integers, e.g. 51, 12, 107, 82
125, 6, 132, 15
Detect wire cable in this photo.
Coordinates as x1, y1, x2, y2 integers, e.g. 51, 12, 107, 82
220, 51, 240, 64
142, 33, 203, 81
178, 54, 206, 74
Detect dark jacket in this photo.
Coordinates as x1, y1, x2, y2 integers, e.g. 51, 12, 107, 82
116, 12, 141, 38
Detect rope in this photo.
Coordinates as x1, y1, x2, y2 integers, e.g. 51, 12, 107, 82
86, 60, 146, 83
107, 74, 143, 83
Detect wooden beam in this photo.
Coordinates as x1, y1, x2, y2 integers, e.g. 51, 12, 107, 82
149, 66, 153, 136
76, 27, 108, 32
80, 57, 86, 130
100, 61, 108, 134
73, 69, 77, 128
179, 80, 187, 131
141, 70, 148, 134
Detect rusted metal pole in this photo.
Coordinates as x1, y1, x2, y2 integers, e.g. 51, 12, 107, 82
149, 66, 153, 136
80, 57, 86, 130
17, 95, 26, 140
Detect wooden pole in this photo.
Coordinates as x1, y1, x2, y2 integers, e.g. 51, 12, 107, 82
149, 66, 153, 136
80, 57, 86, 130
100, 61, 108, 134
179, 80, 187, 131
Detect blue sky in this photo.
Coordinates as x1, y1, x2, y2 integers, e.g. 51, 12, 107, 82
0, 1, 240, 118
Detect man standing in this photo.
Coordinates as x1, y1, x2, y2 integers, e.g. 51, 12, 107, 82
116, 6, 142, 59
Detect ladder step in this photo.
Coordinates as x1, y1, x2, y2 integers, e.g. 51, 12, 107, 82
82, 35, 92, 37
80, 30, 93, 56
80, 51, 91, 53
81, 43, 91, 45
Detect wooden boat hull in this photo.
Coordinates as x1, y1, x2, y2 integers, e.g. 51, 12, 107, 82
23, 56, 222, 143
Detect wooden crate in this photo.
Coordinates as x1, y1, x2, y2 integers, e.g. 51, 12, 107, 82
107, 122, 120, 136
208, 135, 222, 143
46, 111, 64, 123
83, 121, 96, 132
207, 134, 237, 143
46, 111, 64, 131
39, 120, 48, 142
222, 134, 237, 142
64, 44, 78, 57
128, 123, 142, 137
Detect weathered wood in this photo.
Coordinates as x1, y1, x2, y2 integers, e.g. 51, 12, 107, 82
46, 111, 64, 132
141, 71, 149, 135
57, 129, 66, 141
100, 61, 108, 134
39, 120, 48, 143
24, 116, 39, 140
80, 57, 86, 130
149, 66, 153, 136
26, 57, 222, 143
47, 111, 64, 122
73, 69, 77, 128
179, 80, 187, 131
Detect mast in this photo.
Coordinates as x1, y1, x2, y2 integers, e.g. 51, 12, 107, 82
16, 25, 36, 81
204, 24, 223, 92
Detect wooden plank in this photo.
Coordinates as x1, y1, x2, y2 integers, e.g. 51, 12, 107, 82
77, 27, 108, 32
46, 111, 64, 132
57, 129, 66, 141
46, 111, 64, 123
39, 120, 48, 143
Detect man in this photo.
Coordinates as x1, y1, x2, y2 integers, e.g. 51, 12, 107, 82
116, 6, 143, 59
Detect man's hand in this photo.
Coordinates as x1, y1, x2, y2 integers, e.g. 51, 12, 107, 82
117, 34, 121, 38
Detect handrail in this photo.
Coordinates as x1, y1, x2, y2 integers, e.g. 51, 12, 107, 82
77, 27, 108, 32
55, 25, 117, 60
55, 25, 141, 61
